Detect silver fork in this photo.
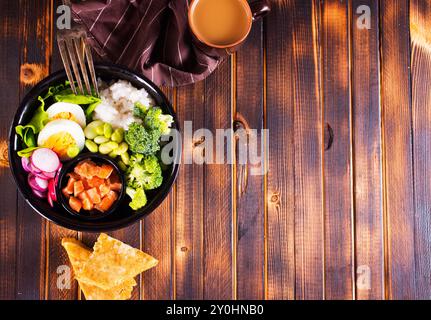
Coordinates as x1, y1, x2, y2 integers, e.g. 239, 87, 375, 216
57, 1, 99, 96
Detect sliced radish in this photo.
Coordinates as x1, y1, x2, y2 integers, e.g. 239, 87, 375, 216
30, 162, 42, 174
42, 171, 56, 179
31, 148, 60, 173
28, 174, 47, 192
47, 191, 54, 207
32, 189, 47, 199
34, 176, 49, 191
48, 179, 57, 202
21, 157, 31, 173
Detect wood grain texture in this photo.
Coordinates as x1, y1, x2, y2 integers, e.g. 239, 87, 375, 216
235, 21, 265, 300
410, 0, 431, 300
266, 0, 324, 299
15, 0, 52, 300
0, 0, 20, 300
380, 0, 417, 300
142, 86, 174, 300
46, 0, 79, 300
203, 59, 234, 299
351, 0, 384, 300
321, 0, 354, 299
175, 83, 205, 299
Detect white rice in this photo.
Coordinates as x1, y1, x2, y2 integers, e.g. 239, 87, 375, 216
93, 80, 154, 130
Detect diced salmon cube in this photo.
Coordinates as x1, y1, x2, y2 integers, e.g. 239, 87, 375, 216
87, 176, 105, 188
64, 176, 75, 194
73, 180, 85, 197
95, 191, 118, 212
69, 197, 82, 213
67, 172, 80, 180
74, 161, 98, 179
62, 188, 71, 199
78, 191, 89, 201
99, 184, 110, 197
82, 198, 93, 211
96, 164, 114, 179
87, 187, 101, 204
109, 182, 122, 192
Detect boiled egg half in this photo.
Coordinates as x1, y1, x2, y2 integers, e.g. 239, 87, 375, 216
37, 119, 85, 160
46, 102, 86, 128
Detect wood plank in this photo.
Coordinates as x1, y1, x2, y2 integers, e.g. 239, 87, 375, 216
46, 0, 79, 301
266, 0, 324, 299
235, 21, 265, 300
410, 0, 431, 300
175, 83, 205, 299
321, 0, 353, 300
351, 0, 384, 300
0, 0, 20, 300
15, 0, 52, 300
142, 86, 174, 300
380, 0, 417, 299
203, 59, 234, 299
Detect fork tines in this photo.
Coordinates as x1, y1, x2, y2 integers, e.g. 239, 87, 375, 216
57, 31, 99, 97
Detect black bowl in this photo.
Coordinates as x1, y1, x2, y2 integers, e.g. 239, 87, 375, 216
9, 63, 180, 232
56, 153, 126, 220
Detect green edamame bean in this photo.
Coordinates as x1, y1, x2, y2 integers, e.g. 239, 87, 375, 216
98, 143, 113, 155
118, 160, 127, 171
95, 124, 104, 135
104, 141, 119, 150
103, 123, 113, 139
67, 145, 80, 158
111, 128, 124, 143
94, 136, 109, 144
84, 120, 103, 139
112, 142, 128, 155
85, 140, 98, 153
120, 152, 130, 165
108, 150, 117, 159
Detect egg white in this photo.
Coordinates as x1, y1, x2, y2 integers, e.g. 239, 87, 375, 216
37, 119, 85, 151
46, 102, 86, 128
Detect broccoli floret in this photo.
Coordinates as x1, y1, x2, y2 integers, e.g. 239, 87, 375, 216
144, 107, 174, 135
125, 122, 161, 155
133, 102, 149, 119
126, 186, 147, 210
126, 154, 163, 191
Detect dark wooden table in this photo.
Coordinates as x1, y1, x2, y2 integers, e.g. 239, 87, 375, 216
1, 0, 430, 300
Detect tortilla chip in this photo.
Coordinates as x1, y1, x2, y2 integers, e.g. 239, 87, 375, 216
77, 233, 158, 290
61, 237, 137, 300
79, 278, 136, 300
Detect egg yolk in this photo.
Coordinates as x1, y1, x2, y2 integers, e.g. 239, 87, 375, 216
52, 112, 78, 123
42, 132, 76, 158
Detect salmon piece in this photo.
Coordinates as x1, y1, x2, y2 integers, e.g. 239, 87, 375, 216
87, 187, 101, 204
108, 174, 122, 191
87, 176, 105, 188
74, 161, 98, 179
96, 191, 118, 212
99, 184, 110, 197
62, 188, 71, 199
74, 180, 85, 197
67, 172, 80, 180
69, 197, 82, 213
82, 198, 93, 211
64, 176, 76, 194
109, 182, 122, 192
78, 191, 89, 201
96, 164, 114, 179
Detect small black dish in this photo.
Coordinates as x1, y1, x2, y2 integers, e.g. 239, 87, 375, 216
9, 63, 181, 232
56, 153, 126, 220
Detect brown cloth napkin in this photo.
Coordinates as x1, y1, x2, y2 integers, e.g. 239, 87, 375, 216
72, 0, 226, 87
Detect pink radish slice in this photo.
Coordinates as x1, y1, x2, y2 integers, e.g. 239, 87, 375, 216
28, 174, 47, 192
48, 179, 56, 202
33, 171, 50, 180
30, 161, 42, 174
32, 189, 46, 199
31, 148, 60, 173
21, 157, 31, 172
47, 191, 54, 207
42, 171, 56, 179
34, 176, 49, 191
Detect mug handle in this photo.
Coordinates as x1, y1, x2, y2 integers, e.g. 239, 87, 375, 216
249, 0, 271, 21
